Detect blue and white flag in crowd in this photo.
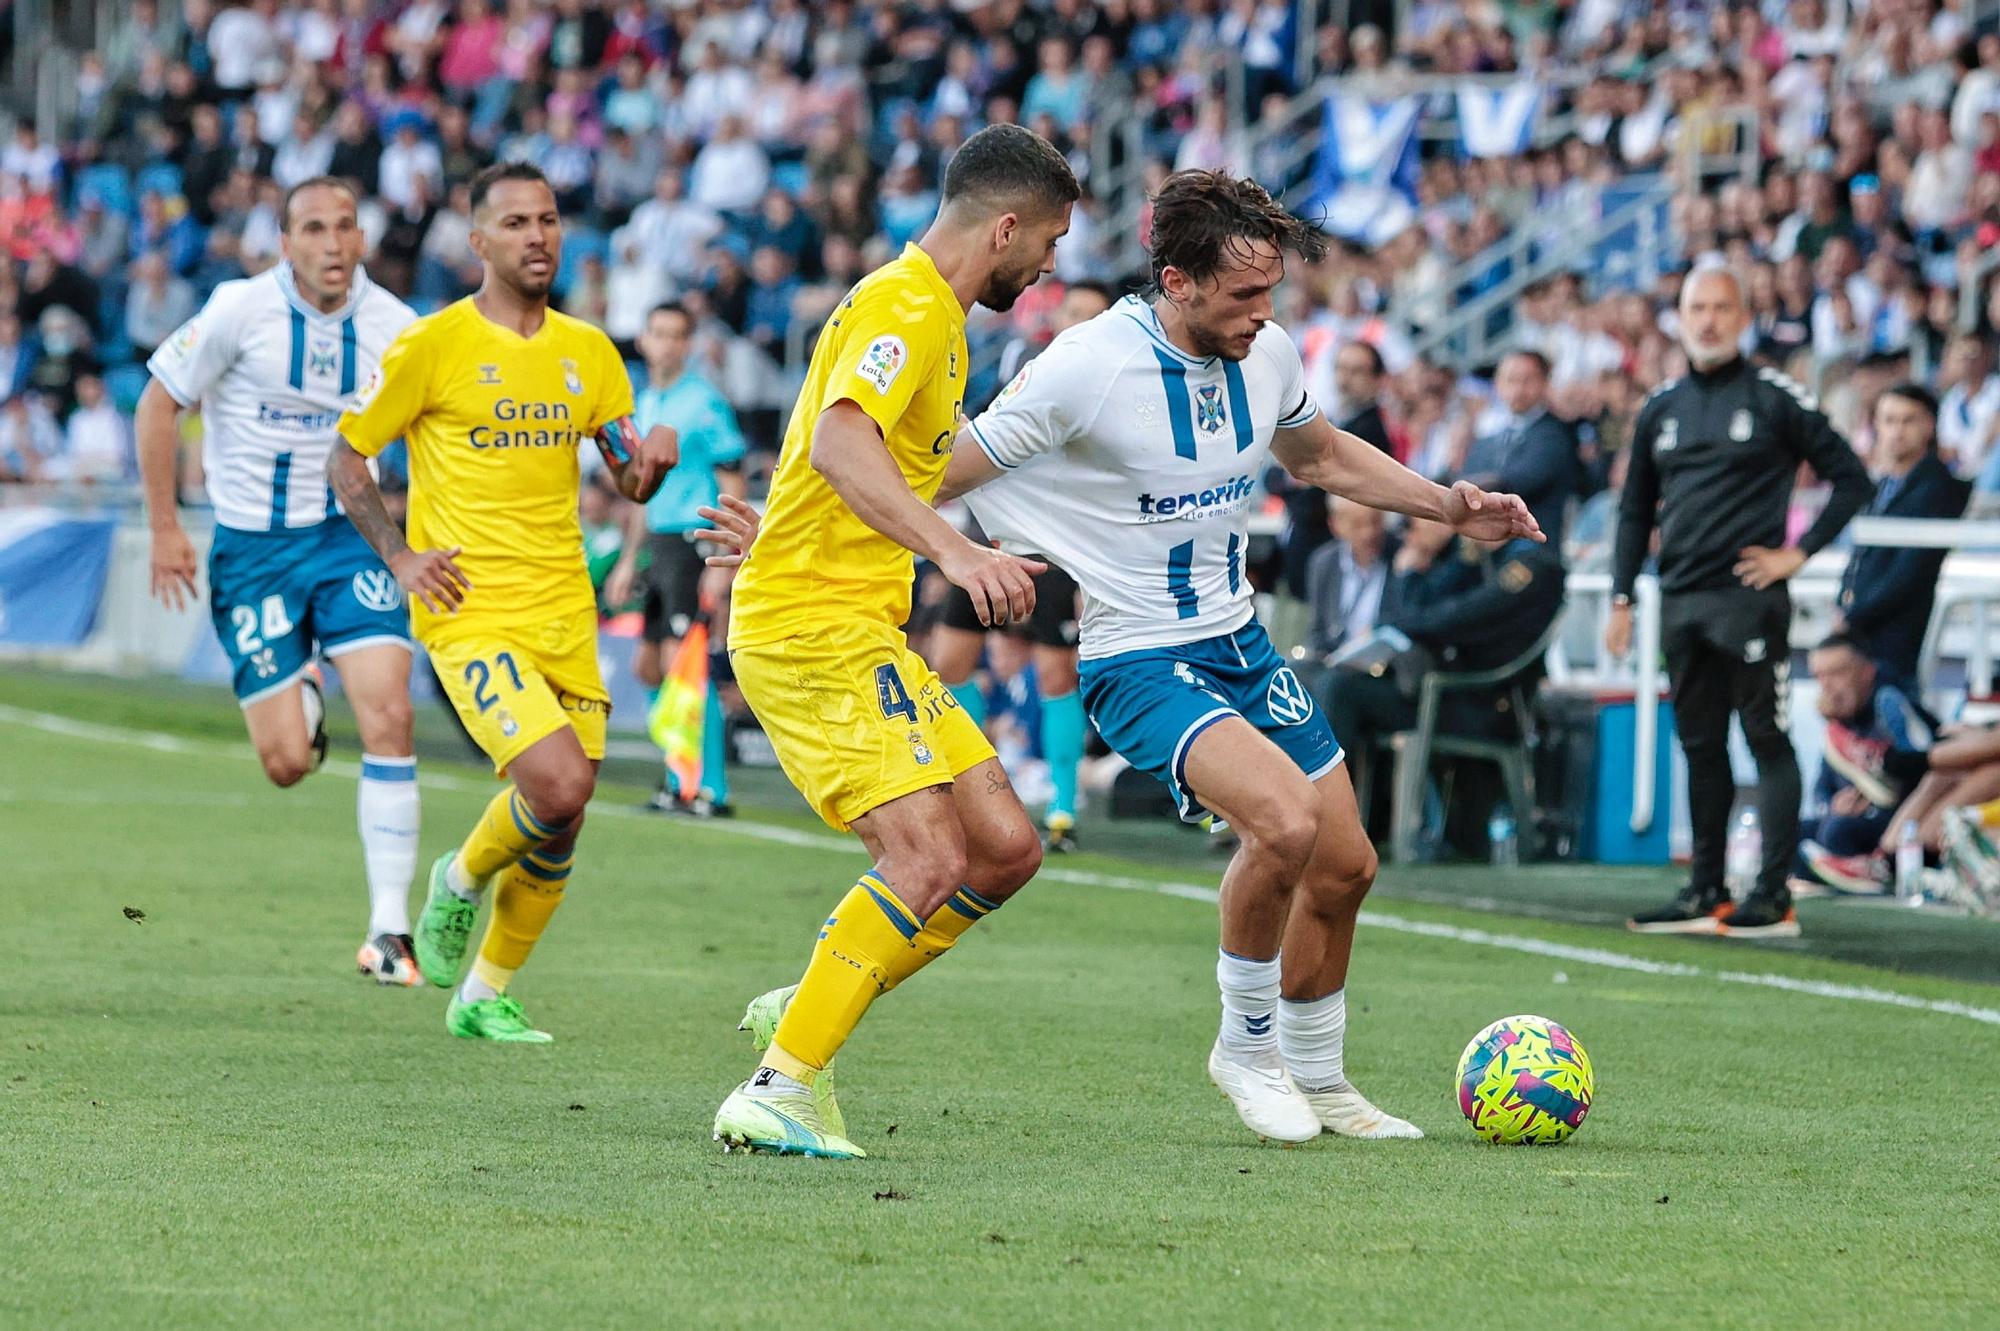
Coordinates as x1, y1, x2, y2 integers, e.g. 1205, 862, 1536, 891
0, 509, 116, 646
1310, 94, 1422, 244
1457, 82, 1543, 159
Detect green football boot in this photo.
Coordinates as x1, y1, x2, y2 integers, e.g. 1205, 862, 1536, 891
414, 852, 480, 988
738, 984, 846, 1141
713, 1076, 865, 1159
446, 993, 553, 1043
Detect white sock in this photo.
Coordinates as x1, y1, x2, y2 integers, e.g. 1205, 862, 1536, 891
458, 973, 499, 1004
1277, 989, 1348, 1093
445, 853, 483, 901
300, 677, 324, 737
358, 755, 420, 936
1216, 948, 1281, 1059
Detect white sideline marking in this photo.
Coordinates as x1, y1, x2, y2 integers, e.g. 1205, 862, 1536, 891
9, 703, 1999, 1028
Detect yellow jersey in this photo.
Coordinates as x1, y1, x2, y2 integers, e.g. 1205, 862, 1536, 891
729, 243, 969, 647
337, 298, 633, 636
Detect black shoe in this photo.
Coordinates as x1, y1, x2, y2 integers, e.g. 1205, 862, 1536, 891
1626, 885, 1730, 934
1715, 892, 1800, 939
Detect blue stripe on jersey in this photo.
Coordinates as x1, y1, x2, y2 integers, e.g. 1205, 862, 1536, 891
269, 452, 292, 530
1167, 539, 1199, 619
1222, 360, 1254, 453
1151, 346, 1198, 460
1226, 532, 1241, 593
339, 316, 358, 395
287, 309, 306, 390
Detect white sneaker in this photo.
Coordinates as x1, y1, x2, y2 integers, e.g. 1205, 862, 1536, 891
1301, 1083, 1425, 1140
1207, 1041, 1322, 1144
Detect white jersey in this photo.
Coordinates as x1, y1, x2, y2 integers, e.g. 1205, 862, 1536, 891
148, 264, 414, 532
965, 295, 1319, 659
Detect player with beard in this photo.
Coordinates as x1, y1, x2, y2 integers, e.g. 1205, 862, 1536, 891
711, 125, 1078, 1159
331, 162, 678, 1043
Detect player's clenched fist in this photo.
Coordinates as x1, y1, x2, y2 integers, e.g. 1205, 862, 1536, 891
623, 424, 680, 503
937, 540, 1046, 628
391, 545, 473, 614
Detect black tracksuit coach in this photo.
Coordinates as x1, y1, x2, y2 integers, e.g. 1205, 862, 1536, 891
1613, 356, 1872, 901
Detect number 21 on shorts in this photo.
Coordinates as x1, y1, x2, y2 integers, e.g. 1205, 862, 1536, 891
464, 651, 525, 712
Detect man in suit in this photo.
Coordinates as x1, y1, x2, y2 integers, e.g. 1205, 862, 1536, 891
1302, 496, 1397, 661
1325, 526, 1565, 836
1836, 382, 1971, 691
1458, 349, 1578, 548
1264, 340, 1395, 652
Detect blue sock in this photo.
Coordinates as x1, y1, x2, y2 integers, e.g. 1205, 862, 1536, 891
948, 680, 987, 730
1040, 689, 1086, 820
701, 683, 730, 805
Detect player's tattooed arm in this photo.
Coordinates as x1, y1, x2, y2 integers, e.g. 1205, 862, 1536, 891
596, 416, 680, 504
1271, 415, 1544, 545
330, 439, 472, 614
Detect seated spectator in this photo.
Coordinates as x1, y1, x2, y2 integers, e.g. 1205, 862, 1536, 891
1456, 349, 1578, 547
126, 252, 196, 360
1302, 497, 1396, 663
743, 246, 799, 355
688, 115, 770, 217
1796, 634, 1937, 892
615, 172, 723, 287
1324, 526, 1566, 836
594, 127, 661, 225
23, 309, 99, 419
1835, 383, 1971, 689
1934, 333, 2000, 481
1808, 719, 2000, 898
0, 393, 63, 482
58, 373, 131, 484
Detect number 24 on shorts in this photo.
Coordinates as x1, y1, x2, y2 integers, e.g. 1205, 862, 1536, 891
464, 652, 525, 712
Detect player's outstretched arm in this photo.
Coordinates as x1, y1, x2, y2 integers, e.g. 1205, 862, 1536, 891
135, 380, 198, 611
329, 438, 472, 614
1272, 414, 1544, 545
813, 401, 1045, 626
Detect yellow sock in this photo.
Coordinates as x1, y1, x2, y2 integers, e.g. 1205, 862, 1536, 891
468, 844, 572, 992
763, 875, 1000, 1080
458, 786, 562, 883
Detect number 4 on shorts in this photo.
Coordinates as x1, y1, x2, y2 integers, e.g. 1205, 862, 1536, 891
875, 663, 917, 723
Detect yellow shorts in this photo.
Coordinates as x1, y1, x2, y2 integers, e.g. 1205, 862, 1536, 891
424, 608, 610, 776
731, 619, 995, 830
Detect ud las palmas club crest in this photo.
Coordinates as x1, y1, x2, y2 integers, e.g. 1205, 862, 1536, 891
561, 358, 582, 395
1195, 383, 1228, 435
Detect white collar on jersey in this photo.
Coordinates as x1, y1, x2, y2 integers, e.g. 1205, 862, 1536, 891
1116, 293, 1217, 368
274, 261, 375, 324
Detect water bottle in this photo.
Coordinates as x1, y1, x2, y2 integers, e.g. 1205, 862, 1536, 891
1896, 819, 1925, 907
1725, 806, 1761, 901
1488, 804, 1519, 868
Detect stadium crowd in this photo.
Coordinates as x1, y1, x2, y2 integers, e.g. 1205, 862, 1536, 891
2, 0, 1998, 887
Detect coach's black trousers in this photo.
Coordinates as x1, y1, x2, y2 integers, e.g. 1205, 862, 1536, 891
1662, 586, 1801, 899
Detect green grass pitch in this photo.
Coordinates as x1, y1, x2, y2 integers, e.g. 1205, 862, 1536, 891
3, 679, 1999, 1328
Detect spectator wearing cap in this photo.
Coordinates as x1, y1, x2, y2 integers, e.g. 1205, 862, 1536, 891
1847, 175, 1911, 261
1934, 333, 2000, 480
1836, 383, 1972, 689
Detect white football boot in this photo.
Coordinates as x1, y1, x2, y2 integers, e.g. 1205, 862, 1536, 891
1207, 1041, 1322, 1144
1301, 1083, 1425, 1140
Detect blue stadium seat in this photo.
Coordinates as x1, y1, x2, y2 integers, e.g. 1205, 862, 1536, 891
75, 163, 135, 218
136, 162, 184, 200
770, 160, 810, 199
104, 363, 152, 415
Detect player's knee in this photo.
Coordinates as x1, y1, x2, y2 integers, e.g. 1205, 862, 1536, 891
986, 820, 1043, 893
1243, 802, 1318, 874
524, 767, 596, 827
356, 693, 414, 749
1306, 839, 1377, 910
258, 746, 312, 788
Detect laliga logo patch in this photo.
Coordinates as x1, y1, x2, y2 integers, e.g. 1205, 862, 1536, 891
996, 362, 1031, 405
561, 358, 582, 395
352, 367, 383, 408
1195, 383, 1228, 435
1266, 667, 1314, 725
856, 336, 908, 395
352, 569, 403, 613
1656, 418, 1678, 451
169, 322, 200, 356
1730, 409, 1754, 442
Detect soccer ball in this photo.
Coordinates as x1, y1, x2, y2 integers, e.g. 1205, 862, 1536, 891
1455, 1014, 1595, 1145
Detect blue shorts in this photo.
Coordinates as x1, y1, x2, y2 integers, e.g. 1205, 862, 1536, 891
1079, 617, 1343, 823
207, 518, 410, 705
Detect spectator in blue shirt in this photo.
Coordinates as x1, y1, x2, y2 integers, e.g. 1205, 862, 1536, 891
604, 302, 748, 816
